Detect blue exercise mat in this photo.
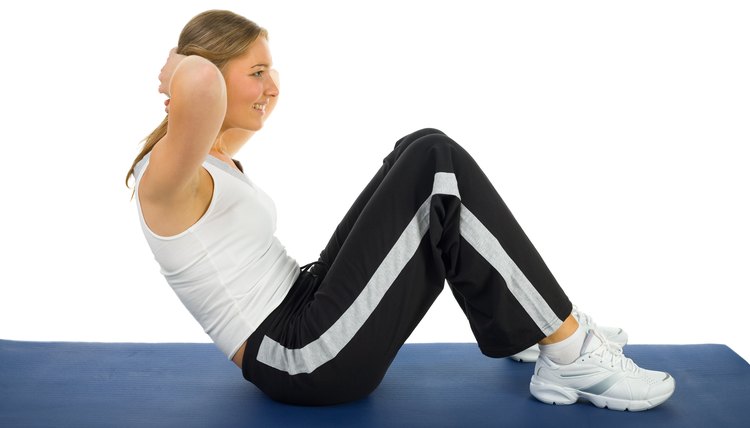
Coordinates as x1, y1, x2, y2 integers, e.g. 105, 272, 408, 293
1, 340, 748, 427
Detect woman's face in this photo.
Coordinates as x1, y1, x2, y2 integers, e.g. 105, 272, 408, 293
221, 37, 279, 132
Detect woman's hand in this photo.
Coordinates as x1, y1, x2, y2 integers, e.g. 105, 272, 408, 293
158, 47, 188, 113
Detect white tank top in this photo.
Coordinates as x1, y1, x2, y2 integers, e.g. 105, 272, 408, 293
133, 152, 299, 360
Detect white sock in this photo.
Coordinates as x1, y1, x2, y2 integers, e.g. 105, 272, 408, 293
538, 324, 586, 365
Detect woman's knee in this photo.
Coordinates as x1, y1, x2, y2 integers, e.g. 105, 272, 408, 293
393, 127, 447, 150
400, 131, 462, 159
385, 128, 464, 172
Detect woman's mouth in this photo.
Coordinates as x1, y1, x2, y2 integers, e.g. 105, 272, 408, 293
252, 103, 266, 114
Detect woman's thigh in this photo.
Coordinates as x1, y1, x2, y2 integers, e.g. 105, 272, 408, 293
315, 127, 448, 271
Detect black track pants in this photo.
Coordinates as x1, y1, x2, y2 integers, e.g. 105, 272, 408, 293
242, 128, 572, 405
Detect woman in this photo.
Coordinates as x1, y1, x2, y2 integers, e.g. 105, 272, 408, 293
125, 9, 674, 410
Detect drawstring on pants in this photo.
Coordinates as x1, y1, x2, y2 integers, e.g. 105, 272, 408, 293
300, 260, 329, 278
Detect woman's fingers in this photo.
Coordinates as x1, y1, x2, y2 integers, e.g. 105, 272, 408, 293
158, 47, 182, 96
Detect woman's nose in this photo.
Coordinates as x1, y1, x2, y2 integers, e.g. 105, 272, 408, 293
266, 69, 280, 96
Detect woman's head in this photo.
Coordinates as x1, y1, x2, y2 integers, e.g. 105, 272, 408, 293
126, 9, 278, 191
176, 9, 279, 134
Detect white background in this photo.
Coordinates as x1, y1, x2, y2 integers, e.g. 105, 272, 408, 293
1, 0, 748, 363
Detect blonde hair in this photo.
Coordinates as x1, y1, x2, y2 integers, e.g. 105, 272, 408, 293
124, 9, 269, 197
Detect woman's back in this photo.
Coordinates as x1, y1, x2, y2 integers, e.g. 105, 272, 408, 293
129, 43, 299, 363
133, 150, 300, 364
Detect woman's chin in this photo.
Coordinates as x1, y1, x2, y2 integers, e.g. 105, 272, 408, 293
246, 118, 267, 132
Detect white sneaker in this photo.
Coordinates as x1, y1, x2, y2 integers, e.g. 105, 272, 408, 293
529, 328, 675, 411
509, 305, 628, 363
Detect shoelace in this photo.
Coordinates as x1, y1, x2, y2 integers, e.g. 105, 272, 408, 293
571, 305, 597, 330
587, 327, 639, 373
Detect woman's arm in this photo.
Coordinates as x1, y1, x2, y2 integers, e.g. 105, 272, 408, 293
141, 51, 227, 203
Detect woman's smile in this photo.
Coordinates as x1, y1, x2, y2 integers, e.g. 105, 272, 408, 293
252, 103, 267, 115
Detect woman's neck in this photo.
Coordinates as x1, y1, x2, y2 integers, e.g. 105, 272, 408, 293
213, 128, 256, 157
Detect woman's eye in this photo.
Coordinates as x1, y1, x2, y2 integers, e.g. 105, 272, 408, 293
252, 70, 264, 78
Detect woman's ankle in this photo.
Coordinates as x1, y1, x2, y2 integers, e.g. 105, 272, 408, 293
538, 313, 579, 345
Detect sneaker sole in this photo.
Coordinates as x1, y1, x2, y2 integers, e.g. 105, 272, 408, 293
529, 376, 675, 411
